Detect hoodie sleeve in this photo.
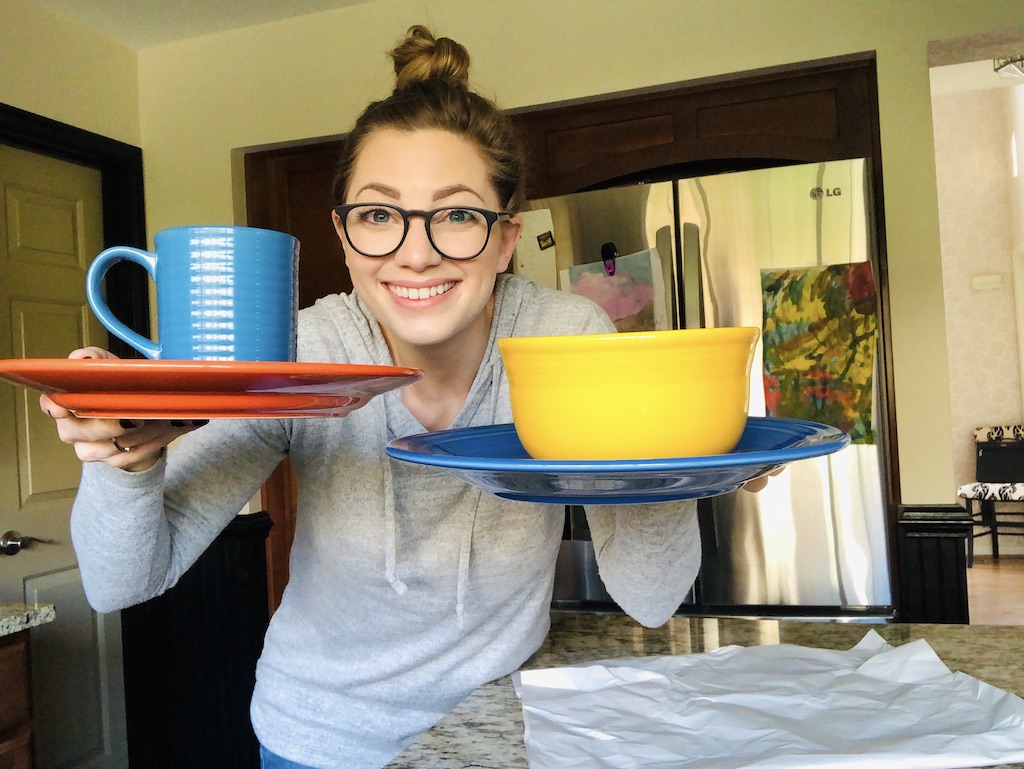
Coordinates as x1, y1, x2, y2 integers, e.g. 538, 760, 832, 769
70, 418, 289, 613
69, 300, 374, 614
585, 500, 701, 628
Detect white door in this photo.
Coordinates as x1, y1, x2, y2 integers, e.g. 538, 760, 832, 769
0, 144, 128, 768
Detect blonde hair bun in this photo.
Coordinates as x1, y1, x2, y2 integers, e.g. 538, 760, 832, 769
389, 25, 470, 89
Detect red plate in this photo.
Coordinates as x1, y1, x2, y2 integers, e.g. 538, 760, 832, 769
0, 358, 422, 419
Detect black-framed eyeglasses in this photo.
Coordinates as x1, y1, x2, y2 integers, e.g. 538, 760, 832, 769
333, 203, 513, 261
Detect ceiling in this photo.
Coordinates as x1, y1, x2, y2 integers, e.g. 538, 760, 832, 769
31, 0, 376, 48
31, 0, 1024, 95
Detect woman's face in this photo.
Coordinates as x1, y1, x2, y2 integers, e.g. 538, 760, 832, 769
333, 128, 521, 357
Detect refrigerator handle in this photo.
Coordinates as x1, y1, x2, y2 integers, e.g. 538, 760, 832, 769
681, 222, 704, 328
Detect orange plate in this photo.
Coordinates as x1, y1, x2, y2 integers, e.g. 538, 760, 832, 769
0, 358, 422, 419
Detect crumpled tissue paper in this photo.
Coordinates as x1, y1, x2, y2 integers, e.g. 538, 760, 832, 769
512, 630, 1024, 768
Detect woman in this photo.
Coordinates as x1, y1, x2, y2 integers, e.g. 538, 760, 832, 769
45, 26, 702, 769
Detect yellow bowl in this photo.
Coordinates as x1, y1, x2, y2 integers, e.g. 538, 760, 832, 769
497, 327, 759, 461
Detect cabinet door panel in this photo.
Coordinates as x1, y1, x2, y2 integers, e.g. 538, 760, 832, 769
0, 636, 29, 733
0, 726, 31, 769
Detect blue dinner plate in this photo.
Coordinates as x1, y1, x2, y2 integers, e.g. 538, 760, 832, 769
386, 417, 850, 504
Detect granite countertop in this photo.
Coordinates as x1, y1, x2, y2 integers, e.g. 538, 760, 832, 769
387, 612, 1024, 769
0, 602, 56, 638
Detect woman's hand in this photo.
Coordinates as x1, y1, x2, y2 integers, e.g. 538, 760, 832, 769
40, 347, 207, 472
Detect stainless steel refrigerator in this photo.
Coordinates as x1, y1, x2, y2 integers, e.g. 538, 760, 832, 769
520, 159, 893, 620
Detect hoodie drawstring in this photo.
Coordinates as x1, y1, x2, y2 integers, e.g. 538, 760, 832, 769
453, 363, 503, 627
378, 283, 510, 623
382, 461, 408, 595
455, 489, 484, 629
380, 395, 408, 596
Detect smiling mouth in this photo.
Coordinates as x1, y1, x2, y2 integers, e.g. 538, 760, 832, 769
387, 282, 456, 300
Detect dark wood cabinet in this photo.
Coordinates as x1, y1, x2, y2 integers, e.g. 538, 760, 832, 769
0, 632, 33, 769
0, 735, 30, 769
120, 512, 273, 769
507, 52, 884, 200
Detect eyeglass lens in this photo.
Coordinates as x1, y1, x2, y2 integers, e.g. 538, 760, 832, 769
343, 205, 495, 260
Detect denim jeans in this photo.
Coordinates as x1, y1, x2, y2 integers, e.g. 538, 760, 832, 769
259, 744, 318, 769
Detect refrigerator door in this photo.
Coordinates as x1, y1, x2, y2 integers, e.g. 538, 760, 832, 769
526, 161, 891, 619
677, 159, 892, 617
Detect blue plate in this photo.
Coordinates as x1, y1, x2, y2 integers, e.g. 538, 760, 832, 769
386, 417, 850, 504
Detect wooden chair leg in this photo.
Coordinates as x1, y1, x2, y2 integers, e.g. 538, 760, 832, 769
967, 508, 975, 568
962, 499, 975, 567
983, 500, 999, 560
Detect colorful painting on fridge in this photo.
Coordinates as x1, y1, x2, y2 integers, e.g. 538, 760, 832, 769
761, 262, 878, 444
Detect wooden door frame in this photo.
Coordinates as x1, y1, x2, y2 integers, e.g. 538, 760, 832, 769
0, 102, 149, 353
506, 50, 900, 611
0, 101, 148, 768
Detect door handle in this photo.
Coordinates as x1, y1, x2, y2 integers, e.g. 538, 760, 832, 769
0, 530, 57, 556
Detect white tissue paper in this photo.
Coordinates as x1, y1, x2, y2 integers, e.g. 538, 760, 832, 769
512, 630, 1024, 768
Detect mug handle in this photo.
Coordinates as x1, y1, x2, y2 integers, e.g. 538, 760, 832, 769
85, 246, 160, 359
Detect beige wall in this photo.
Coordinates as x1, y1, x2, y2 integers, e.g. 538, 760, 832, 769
934, 86, 1022, 481
934, 84, 1022, 552
5, 0, 1024, 505
0, 0, 140, 144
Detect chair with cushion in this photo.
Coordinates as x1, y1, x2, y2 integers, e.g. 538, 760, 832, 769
957, 425, 1024, 565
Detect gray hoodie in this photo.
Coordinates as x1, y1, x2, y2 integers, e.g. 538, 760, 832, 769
71, 274, 700, 768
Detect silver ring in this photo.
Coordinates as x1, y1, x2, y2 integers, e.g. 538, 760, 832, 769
112, 436, 133, 453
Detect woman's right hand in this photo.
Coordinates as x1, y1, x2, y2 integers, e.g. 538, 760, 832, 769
40, 347, 208, 472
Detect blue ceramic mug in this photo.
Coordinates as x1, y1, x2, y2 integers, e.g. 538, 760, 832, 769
86, 225, 299, 361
